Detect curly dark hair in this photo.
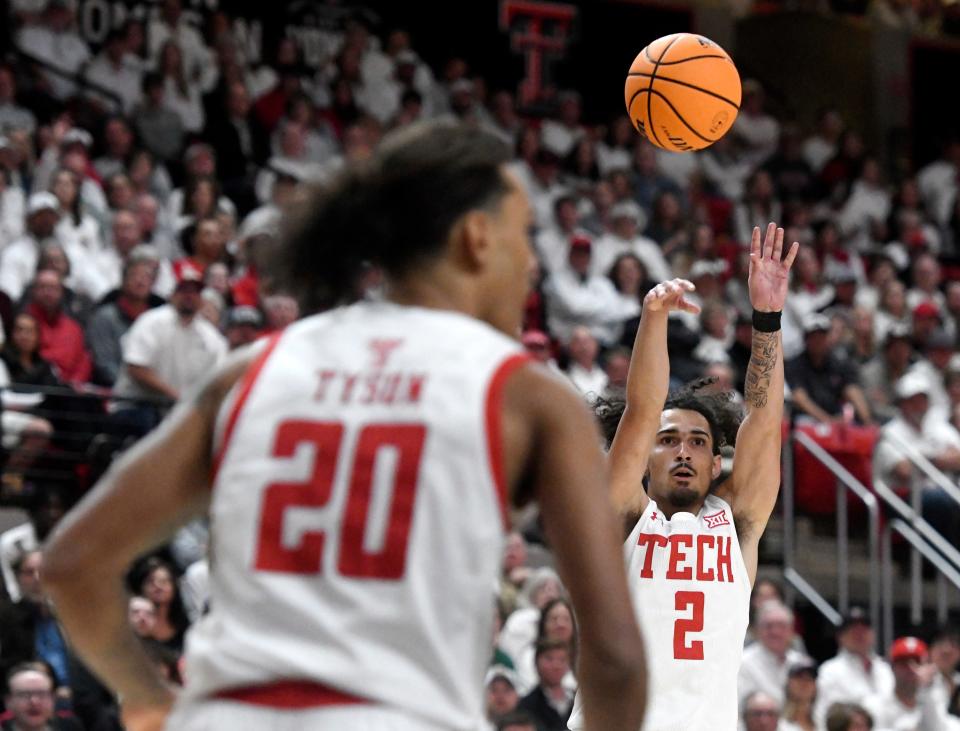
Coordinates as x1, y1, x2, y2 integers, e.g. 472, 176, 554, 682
594, 377, 742, 455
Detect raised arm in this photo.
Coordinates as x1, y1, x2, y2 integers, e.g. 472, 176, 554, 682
720, 223, 798, 583
504, 365, 646, 731
608, 279, 700, 518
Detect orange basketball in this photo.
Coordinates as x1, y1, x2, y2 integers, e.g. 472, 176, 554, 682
624, 33, 741, 152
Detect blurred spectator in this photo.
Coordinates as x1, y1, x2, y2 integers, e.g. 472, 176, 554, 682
855, 253, 897, 312
845, 305, 877, 365
562, 327, 607, 398
86, 254, 162, 386
485, 666, 521, 731
911, 329, 956, 421
485, 90, 522, 148
928, 627, 960, 717
50, 169, 100, 255
132, 557, 189, 654
540, 91, 584, 158
133, 72, 185, 163
631, 142, 683, 218
837, 157, 890, 253
593, 201, 669, 281
815, 609, 894, 725
174, 217, 225, 281
741, 691, 781, 731
24, 268, 91, 385
499, 568, 563, 669
824, 702, 874, 731
738, 601, 810, 708
873, 371, 960, 544
156, 40, 204, 134
910, 301, 942, 352
535, 195, 584, 275
84, 28, 142, 114
113, 268, 226, 427
734, 170, 782, 246
516, 639, 574, 731
602, 346, 631, 399
0, 192, 61, 302
873, 280, 910, 345
204, 81, 269, 212
859, 323, 915, 422
514, 598, 578, 695
803, 109, 843, 173
780, 662, 819, 731
0, 65, 35, 135
128, 596, 157, 640
0, 151, 26, 252
134, 193, 178, 262
262, 294, 299, 333
863, 637, 928, 728
1, 311, 61, 389
765, 124, 816, 201
223, 305, 262, 351
2, 662, 82, 730
496, 711, 538, 731
731, 80, 780, 168
917, 137, 960, 227
645, 191, 687, 255
820, 131, 867, 204
0, 491, 64, 602
15, 0, 90, 101
543, 235, 639, 346
0, 551, 70, 689
147, 0, 212, 88
787, 313, 872, 424
693, 300, 733, 365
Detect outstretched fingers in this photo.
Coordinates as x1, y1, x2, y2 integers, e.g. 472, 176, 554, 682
782, 240, 800, 270
761, 222, 776, 259
772, 227, 784, 261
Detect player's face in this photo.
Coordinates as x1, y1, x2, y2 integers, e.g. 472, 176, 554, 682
482, 169, 536, 336
647, 409, 721, 512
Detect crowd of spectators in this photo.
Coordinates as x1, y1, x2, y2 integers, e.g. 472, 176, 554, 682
0, 1, 956, 729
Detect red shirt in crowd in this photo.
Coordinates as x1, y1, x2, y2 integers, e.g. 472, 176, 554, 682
25, 302, 92, 384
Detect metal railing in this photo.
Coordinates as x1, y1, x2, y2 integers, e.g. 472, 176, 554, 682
882, 519, 960, 647
783, 428, 881, 642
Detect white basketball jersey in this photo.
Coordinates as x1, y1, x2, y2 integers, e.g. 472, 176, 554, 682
181, 301, 527, 730
569, 495, 751, 731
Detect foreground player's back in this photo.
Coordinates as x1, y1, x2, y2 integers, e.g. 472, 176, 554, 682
188, 301, 524, 728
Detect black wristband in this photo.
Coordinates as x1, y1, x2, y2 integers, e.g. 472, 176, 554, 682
752, 309, 782, 332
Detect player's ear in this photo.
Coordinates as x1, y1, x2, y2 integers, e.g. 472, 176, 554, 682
455, 209, 492, 271
711, 454, 722, 480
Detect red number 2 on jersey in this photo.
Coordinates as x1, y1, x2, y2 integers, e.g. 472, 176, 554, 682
254, 420, 427, 579
673, 590, 705, 660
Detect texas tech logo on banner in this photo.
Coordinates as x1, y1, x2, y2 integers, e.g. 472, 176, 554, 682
499, 0, 577, 106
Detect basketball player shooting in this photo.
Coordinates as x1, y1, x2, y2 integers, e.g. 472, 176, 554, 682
40, 122, 646, 731
569, 222, 798, 731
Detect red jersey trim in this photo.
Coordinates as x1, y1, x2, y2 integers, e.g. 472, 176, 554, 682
484, 353, 533, 529
210, 333, 283, 486
213, 680, 367, 709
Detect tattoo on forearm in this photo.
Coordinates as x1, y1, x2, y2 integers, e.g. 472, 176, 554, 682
744, 331, 778, 409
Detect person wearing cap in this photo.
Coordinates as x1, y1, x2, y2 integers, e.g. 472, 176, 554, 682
591, 199, 670, 282
112, 266, 227, 427
0, 192, 63, 301
738, 601, 810, 709
781, 662, 818, 731
873, 369, 960, 546
484, 665, 520, 730
15, 0, 91, 101
815, 608, 894, 726
860, 323, 916, 422
86, 249, 164, 386
224, 306, 263, 351
542, 234, 639, 346
863, 637, 932, 730
786, 312, 873, 425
